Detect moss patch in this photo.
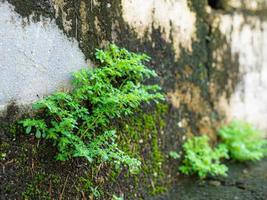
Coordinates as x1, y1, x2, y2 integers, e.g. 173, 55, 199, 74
0, 103, 170, 199
115, 103, 169, 196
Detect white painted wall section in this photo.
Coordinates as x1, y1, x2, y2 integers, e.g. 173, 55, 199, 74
219, 14, 267, 130
121, 0, 196, 59
0, 2, 87, 109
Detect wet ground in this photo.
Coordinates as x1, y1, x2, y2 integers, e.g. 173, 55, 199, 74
154, 159, 267, 200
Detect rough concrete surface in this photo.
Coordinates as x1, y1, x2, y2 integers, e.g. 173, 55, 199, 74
0, 2, 87, 109
154, 159, 267, 200
121, 0, 196, 59
218, 13, 267, 130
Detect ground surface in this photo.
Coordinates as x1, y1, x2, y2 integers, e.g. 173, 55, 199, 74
154, 159, 267, 200
1, 121, 267, 199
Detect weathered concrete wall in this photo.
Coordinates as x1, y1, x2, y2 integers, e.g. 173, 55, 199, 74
0, 2, 87, 109
210, 2, 267, 130
121, 0, 196, 58
0, 2, 265, 132
0, 1, 226, 199
1, 0, 224, 138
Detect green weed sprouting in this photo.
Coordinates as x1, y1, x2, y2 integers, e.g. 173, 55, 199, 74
177, 121, 267, 179
168, 151, 180, 160
20, 44, 164, 174
112, 195, 124, 200
179, 135, 228, 179
218, 120, 267, 161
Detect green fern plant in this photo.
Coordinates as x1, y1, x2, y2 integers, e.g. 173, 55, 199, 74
20, 44, 164, 174
218, 120, 267, 161
179, 135, 228, 179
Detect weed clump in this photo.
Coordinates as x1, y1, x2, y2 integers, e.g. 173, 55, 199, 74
179, 135, 228, 179
218, 120, 267, 161
20, 44, 164, 174
179, 121, 267, 179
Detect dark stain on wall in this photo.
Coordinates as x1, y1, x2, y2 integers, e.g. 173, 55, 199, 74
208, 0, 224, 9
6, 0, 55, 20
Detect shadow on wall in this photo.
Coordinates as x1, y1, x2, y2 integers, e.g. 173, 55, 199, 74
208, 0, 222, 9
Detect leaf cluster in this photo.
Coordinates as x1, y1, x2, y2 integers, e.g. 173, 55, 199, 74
20, 44, 164, 174
179, 135, 228, 179
218, 120, 267, 161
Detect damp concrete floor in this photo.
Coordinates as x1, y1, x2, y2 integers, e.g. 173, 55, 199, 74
153, 159, 267, 200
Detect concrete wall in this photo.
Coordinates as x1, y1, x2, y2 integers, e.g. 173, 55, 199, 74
212, 2, 267, 130
1, 0, 222, 139
0, 2, 87, 109
0, 1, 266, 129
121, 0, 196, 59
1, 2, 216, 199
0, 0, 198, 109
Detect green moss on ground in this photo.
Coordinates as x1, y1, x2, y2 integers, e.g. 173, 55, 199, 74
0, 103, 170, 200
116, 103, 169, 195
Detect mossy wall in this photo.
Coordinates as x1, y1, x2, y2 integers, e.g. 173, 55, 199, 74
0, 0, 248, 199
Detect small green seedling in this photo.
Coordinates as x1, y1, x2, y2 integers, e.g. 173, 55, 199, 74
169, 151, 180, 159
0, 152, 6, 161
112, 195, 124, 200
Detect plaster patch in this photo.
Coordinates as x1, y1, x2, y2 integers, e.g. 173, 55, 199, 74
121, 0, 196, 59
0, 2, 87, 109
